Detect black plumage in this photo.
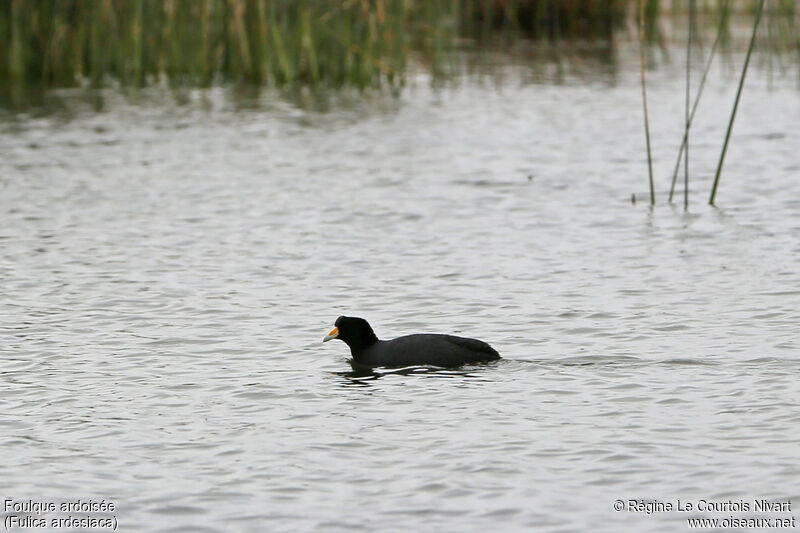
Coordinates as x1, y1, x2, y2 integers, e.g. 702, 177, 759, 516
323, 316, 500, 368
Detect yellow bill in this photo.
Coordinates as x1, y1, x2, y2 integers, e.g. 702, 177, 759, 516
322, 326, 339, 342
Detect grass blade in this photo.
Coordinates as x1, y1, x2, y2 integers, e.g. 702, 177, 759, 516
668, 0, 729, 204
639, 0, 655, 206
709, 0, 766, 206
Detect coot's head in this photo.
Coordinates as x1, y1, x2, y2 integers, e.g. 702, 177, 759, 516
322, 316, 378, 352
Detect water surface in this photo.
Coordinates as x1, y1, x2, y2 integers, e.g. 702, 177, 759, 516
2, 43, 799, 532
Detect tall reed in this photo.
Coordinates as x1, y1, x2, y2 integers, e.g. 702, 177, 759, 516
668, 0, 730, 204
639, 0, 655, 206
682, 1, 693, 210
709, 0, 766, 206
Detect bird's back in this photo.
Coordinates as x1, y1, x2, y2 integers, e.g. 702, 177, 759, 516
353, 333, 500, 368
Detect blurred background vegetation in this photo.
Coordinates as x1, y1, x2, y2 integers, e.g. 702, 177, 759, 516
0, 0, 798, 107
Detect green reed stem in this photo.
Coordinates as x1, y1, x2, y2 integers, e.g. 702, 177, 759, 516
683, 0, 693, 210
668, 0, 729, 204
639, 0, 655, 206
709, 0, 766, 206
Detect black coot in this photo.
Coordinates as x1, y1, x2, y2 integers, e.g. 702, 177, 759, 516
323, 316, 500, 368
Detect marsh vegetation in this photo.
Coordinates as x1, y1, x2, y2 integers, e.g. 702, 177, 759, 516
1, 0, 797, 102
